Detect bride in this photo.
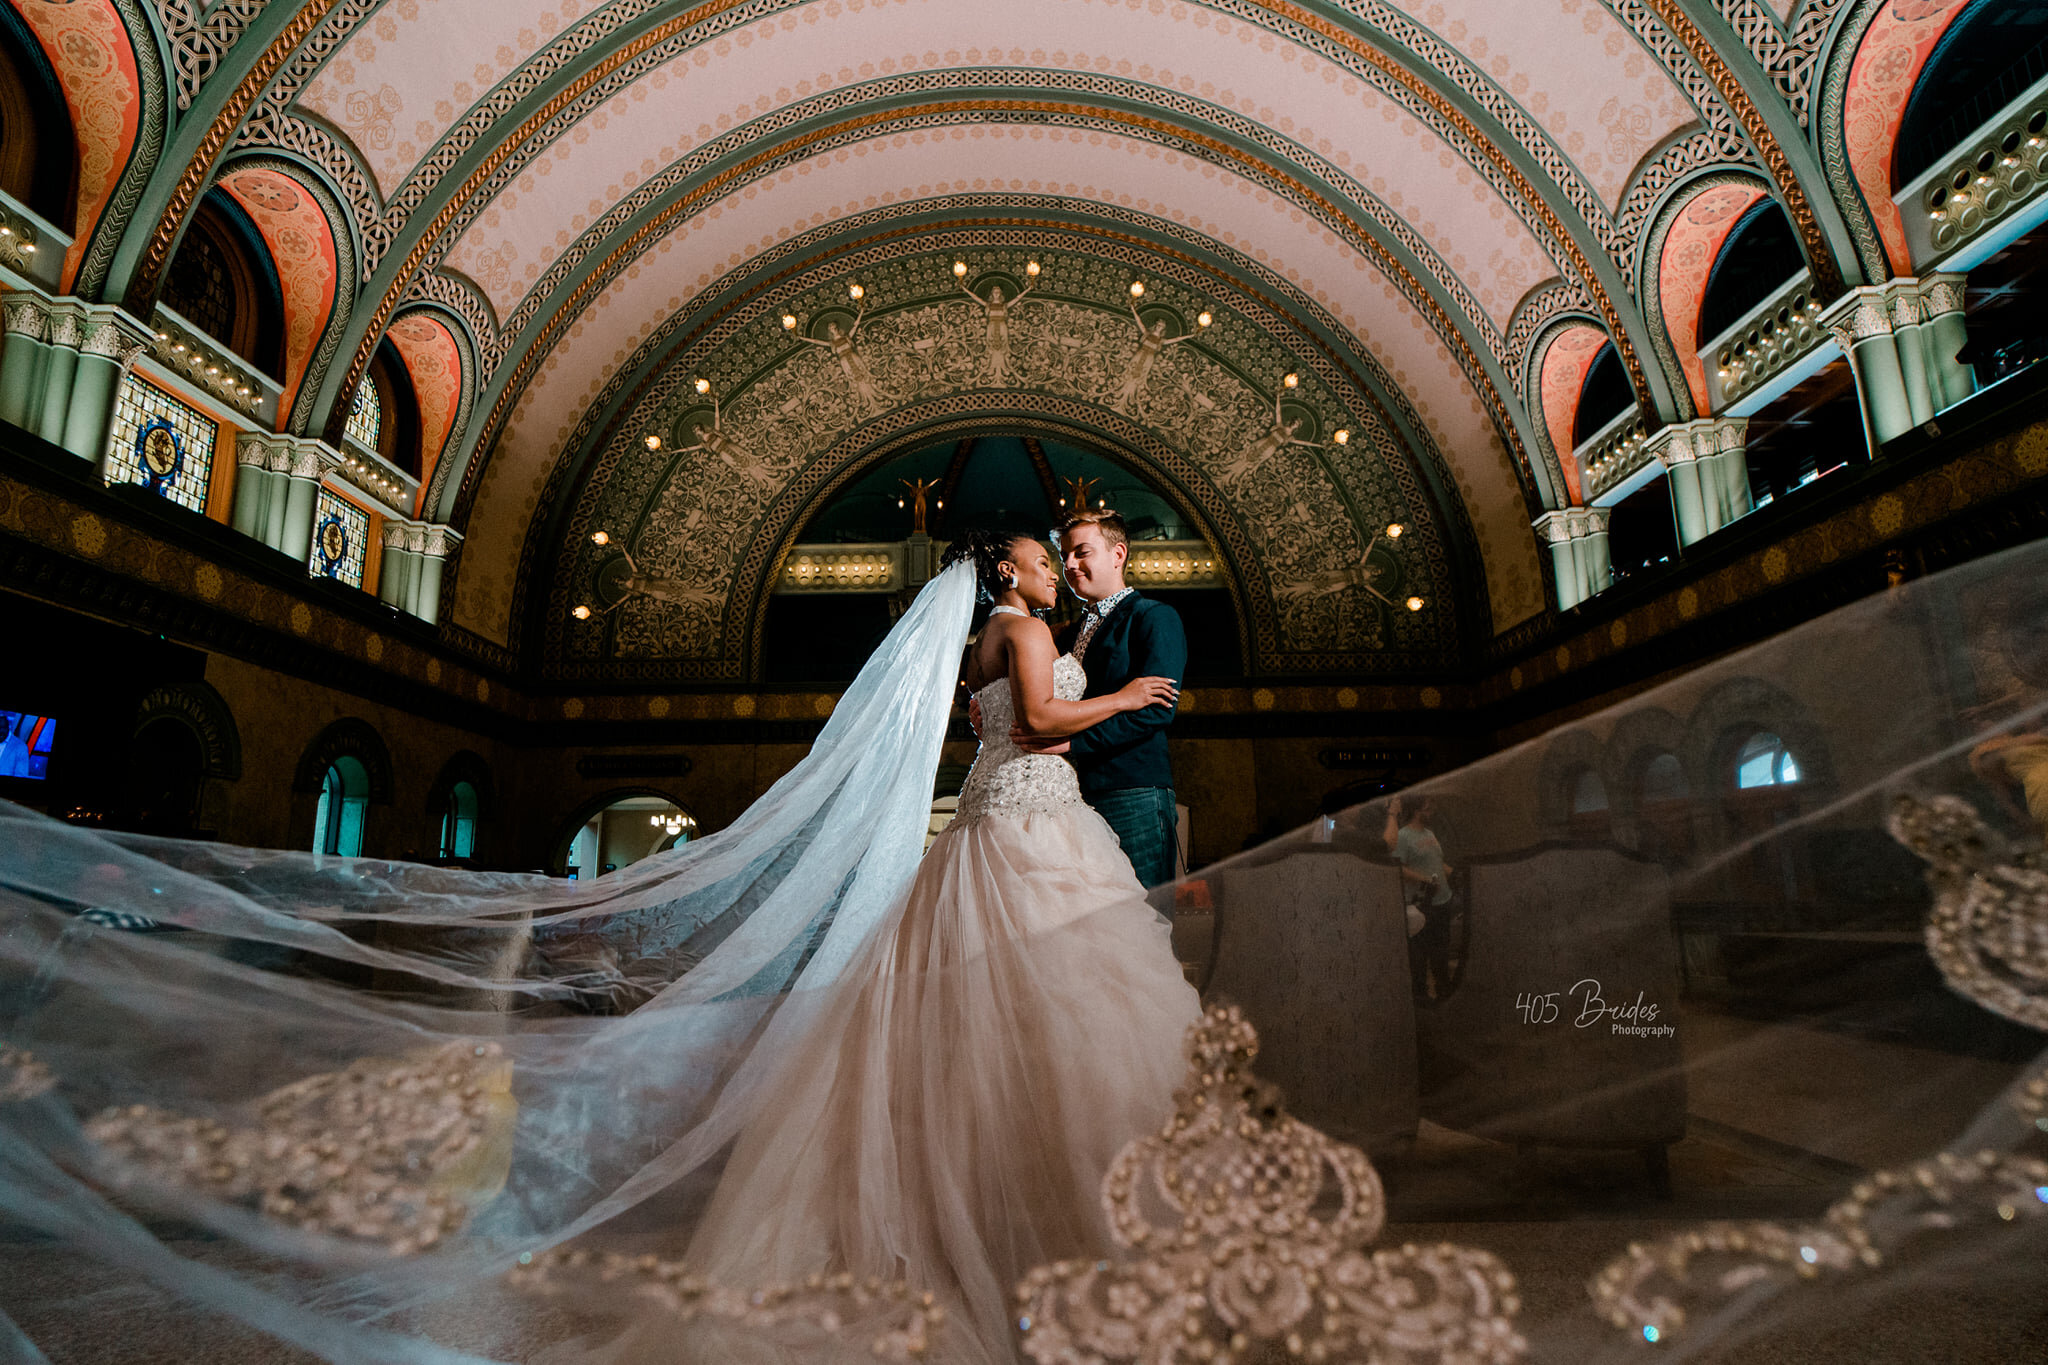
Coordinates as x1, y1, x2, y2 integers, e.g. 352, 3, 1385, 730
0, 532, 1199, 1365
686, 528, 1199, 1360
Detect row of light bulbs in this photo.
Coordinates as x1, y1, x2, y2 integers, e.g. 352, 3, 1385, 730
339, 450, 408, 503
153, 327, 262, 410
0, 223, 37, 255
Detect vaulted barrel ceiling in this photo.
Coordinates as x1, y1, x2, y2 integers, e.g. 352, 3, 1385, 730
22, 0, 1972, 682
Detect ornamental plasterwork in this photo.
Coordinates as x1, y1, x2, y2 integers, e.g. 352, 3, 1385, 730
466, 71, 1525, 376
155, 0, 270, 111
73, 0, 170, 301
1713, 0, 1856, 128
542, 276, 1461, 678
490, 217, 1510, 667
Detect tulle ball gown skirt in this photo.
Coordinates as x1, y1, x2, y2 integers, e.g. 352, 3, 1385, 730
685, 801, 1202, 1363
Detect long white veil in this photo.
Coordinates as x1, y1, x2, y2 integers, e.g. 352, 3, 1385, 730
4, 541, 2048, 1364
0, 561, 977, 1362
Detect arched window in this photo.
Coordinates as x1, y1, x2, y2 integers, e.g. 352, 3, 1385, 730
1572, 342, 1634, 448
560, 795, 696, 878
439, 780, 478, 861
0, 7, 76, 232
347, 341, 424, 476
344, 374, 382, 450
1634, 751, 1693, 861
1566, 766, 1611, 840
313, 756, 369, 857
1734, 731, 1802, 789
159, 189, 285, 380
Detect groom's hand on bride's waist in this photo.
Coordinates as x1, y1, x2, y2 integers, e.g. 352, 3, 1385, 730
1010, 727, 1071, 754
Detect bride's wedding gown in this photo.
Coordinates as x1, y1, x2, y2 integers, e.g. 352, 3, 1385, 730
687, 652, 1202, 1361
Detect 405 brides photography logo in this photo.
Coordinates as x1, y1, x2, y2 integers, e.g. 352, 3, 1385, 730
1514, 979, 1674, 1037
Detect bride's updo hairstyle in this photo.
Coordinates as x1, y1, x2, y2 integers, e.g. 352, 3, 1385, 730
941, 527, 1034, 605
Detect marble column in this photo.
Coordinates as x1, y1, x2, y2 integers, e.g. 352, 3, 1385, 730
277, 442, 329, 564
35, 303, 84, 448
0, 296, 50, 430
1696, 415, 1752, 527
1915, 274, 1976, 412
230, 434, 276, 540
1888, 285, 1936, 428
1533, 511, 1581, 611
1821, 286, 1914, 450
413, 525, 461, 626
1647, 425, 1710, 546
64, 311, 152, 466
1579, 505, 1613, 597
379, 522, 421, 612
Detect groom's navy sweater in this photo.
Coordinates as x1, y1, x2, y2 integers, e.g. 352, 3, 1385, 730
1062, 592, 1187, 797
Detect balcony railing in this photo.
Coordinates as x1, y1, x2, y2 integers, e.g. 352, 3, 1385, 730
1577, 407, 1650, 505
1896, 74, 2048, 269
1700, 271, 1827, 413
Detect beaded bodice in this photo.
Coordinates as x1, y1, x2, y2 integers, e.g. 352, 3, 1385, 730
954, 654, 1089, 825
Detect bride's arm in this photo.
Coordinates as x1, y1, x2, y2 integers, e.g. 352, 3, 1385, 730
1002, 616, 1177, 738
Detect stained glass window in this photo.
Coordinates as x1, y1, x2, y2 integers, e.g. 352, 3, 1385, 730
105, 378, 217, 515
345, 379, 382, 451
308, 488, 370, 589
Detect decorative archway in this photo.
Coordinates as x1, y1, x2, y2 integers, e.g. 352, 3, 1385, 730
131, 680, 241, 781
291, 717, 393, 805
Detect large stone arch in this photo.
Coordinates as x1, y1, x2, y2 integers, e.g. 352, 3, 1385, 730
1636, 170, 1779, 421
131, 680, 241, 781
535, 285, 1470, 682
290, 717, 394, 806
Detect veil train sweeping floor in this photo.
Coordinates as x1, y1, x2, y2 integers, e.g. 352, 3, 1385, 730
0, 553, 1198, 1365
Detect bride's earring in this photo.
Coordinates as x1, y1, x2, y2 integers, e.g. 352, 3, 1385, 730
1000, 569, 1018, 591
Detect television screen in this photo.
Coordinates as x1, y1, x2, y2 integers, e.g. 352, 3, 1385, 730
0, 711, 55, 780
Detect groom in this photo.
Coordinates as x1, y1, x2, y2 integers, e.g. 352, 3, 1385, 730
1019, 510, 1188, 887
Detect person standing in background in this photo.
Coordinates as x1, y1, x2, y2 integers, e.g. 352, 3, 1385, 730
1385, 793, 1454, 999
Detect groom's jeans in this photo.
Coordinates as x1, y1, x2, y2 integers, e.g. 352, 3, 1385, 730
1088, 786, 1179, 890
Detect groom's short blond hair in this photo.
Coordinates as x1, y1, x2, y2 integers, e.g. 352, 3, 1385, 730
1054, 509, 1129, 549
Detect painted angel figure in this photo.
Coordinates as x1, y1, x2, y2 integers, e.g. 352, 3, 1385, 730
1215, 383, 1339, 482
1113, 301, 1203, 410
792, 303, 882, 412
958, 269, 1038, 384
676, 398, 785, 495
580, 544, 724, 616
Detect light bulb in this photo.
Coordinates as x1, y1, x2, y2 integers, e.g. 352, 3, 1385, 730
1386, 522, 1404, 539
953, 260, 968, 276
1129, 280, 1145, 297
1196, 310, 1212, 327
782, 313, 798, 329
695, 377, 710, 394
1025, 260, 1041, 276
572, 605, 592, 620
1333, 429, 1349, 445
1405, 596, 1425, 612
591, 530, 610, 545
848, 283, 865, 300
1283, 372, 1299, 389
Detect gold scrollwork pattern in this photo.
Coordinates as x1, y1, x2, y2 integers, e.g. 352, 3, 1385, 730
1015, 1004, 1526, 1365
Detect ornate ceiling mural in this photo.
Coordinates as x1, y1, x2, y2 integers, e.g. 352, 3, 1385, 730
13, 0, 1996, 680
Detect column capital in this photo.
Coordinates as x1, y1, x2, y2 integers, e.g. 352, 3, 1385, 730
1918, 272, 1968, 319
234, 431, 287, 468
3, 294, 50, 340
78, 308, 153, 366
1532, 510, 1575, 544
1820, 283, 1911, 348
419, 525, 463, 559
381, 521, 414, 550
1693, 414, 1749, 455
43, 301, 89, 351
1579, 505, 1613, 535
1645, 423, 1698, 467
